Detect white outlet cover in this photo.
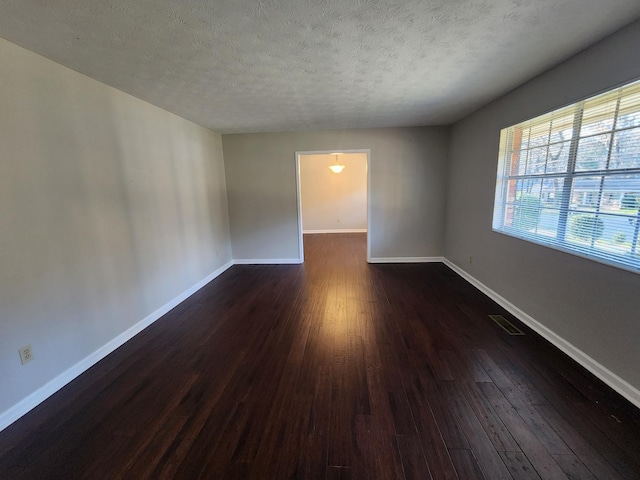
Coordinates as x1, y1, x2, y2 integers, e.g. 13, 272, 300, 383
19, 345, 33, 365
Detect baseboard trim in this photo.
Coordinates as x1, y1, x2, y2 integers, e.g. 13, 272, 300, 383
303, 229, 368, 234
368, 256, 444, 264
233, 258, 303, 265
442, 258, 640, 409
0, 260, 234, 433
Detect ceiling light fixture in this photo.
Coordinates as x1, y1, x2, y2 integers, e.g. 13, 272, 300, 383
329, 153, 345, 173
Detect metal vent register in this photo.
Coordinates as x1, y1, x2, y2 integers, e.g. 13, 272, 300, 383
489, 315, 525, 335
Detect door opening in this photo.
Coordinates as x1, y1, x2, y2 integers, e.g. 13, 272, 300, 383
295, 149, 371, 262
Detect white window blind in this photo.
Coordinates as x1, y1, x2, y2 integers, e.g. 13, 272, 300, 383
493, 79, 640, 273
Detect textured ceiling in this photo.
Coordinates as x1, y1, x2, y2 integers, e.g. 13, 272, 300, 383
1, 1, 640, 134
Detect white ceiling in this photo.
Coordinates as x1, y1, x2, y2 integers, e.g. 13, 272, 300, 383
1, 1, 640, 134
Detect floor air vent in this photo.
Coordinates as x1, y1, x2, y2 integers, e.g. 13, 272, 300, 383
489, 315, 525, 335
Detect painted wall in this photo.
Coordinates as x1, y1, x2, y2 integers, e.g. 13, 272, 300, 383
300, 153, 367, 233
223, 127, 449, 261
444, 20, 640, 393
0, 38, 232, 420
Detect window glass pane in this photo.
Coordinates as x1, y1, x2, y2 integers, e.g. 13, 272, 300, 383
599, 176, 640, 257
506, 179, 518, 204
611, 174, 640, 214
529, 122, 550, 148
575, 134, 611, 171
618, 106, 640, 128
546, 141, 570, 173
538, 177, 565, 237
511, 179, 542, 233
594, 213, 635, 257
519, 127, 531, 150
526, 147, 547, 175
566, 211, 605, 245
581, 98, 617, 136
550, 113, 574, 143
515, 150, 528, 176
517, 178, 543, 198
618, 88, 640, 128
570, 176, 602, 211
536, 207, 560, 238
599, 189, 621, 214
541, 178, 566, 208
567, 212, 636, 258
609, 127, 640, 169
503, 204, 515, 227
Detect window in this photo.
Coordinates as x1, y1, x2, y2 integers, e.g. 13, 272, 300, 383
493, 79, 640, 273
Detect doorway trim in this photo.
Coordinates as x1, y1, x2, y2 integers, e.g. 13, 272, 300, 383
295, 149, 372, 262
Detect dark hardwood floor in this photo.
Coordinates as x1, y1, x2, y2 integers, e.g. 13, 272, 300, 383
1, 233, 639, 479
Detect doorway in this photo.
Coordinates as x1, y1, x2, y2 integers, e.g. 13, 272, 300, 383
295, 149, 371, 262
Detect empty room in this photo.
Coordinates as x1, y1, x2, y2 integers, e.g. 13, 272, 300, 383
1, 1, 640, 479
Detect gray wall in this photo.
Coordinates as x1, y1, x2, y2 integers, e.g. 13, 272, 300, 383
0, 38, 232, 416
223, 128, 449, 260
445, 20, 640, 390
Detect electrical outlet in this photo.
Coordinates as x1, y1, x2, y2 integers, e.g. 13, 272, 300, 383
19, 345, 33, 365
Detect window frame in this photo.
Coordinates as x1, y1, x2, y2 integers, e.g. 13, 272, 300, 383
492, 79, 640, 274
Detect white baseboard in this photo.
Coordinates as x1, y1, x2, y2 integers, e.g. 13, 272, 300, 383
0, 260, 234, 433
303, 229, 367, 234
442, 258, 640, 409
233, 258, 303, 265
368, 256, 444, 264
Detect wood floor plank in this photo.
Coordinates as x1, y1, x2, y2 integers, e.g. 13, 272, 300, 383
473, 349, 572, 455
553, 454, 598, 480
348, 335, 371, 416
1, 233, 638, 480
326, 466, 352, 480
571, 400, 640, 463
377, 342, 416, 435
437, 380, 514, 480
299, 365, 332, 480
328, 362, 352, 468
410, 366, 470, 449
396, 434, 433, 480
499, 451, 542, 480
478, 382, 568, 480
535, 404, 626, 480
400, 370, 459, 479
449, 448, 487, 480
353, 414, 404, 480
362, 363, 406, 479
439, 350, 521, 453
488, 350, 552, 408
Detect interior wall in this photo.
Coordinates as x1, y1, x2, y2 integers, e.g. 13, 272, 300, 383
300, 153, 367, 233
444, 19, 640, 393
0, 38, 232, 419
223, 127, 449, 261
